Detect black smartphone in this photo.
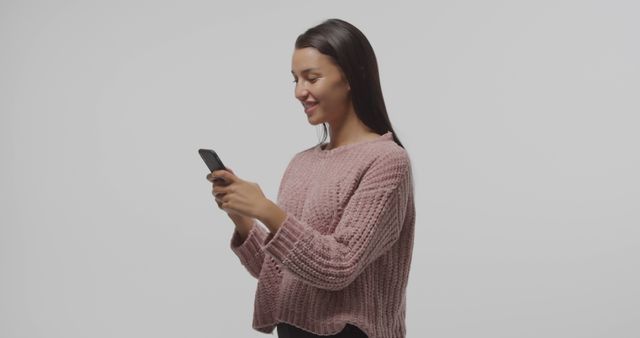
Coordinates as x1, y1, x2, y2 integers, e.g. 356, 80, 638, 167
198, 148, 228, 184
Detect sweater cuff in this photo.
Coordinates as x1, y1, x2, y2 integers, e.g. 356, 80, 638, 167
262, 212, 310, 264
230, 220, 267, 262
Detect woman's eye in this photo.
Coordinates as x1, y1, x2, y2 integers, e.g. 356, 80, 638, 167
292, 78, 318, 84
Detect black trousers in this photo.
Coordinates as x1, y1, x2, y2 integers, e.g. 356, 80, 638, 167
276, 323, 368, 338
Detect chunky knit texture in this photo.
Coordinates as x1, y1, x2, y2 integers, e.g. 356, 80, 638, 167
229, 131, 415, 338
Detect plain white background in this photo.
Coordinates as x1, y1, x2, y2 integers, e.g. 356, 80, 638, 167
1, 1, 638, 337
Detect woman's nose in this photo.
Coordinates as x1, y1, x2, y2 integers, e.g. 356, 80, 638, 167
294, 82, 309, 100
295, 89, 307, 101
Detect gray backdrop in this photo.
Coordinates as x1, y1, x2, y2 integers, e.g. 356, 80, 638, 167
1, 1, 638, 337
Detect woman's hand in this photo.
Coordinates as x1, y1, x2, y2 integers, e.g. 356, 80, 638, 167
207, 167, 234, 211
206, 168, 269, 219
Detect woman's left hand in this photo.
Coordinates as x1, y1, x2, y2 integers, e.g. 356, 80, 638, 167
207, 169, 269, 219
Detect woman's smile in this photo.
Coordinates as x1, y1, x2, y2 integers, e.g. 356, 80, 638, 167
304, 102, 319, 114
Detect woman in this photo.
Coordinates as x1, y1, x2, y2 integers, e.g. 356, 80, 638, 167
206, 18, 415, 338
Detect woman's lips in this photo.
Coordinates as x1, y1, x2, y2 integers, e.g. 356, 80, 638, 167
305, 102, 319, 114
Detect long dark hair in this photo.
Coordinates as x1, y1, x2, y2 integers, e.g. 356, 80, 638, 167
294, 18, 405, 149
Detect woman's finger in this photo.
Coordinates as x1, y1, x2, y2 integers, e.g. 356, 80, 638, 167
207, 172, 229, 184
212, 186, 226, 196
212, 170, 238, 184
212, 183, 229, 195
213, 193, 226, 209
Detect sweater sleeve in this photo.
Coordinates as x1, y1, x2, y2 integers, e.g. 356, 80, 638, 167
228, 152, 300, 279
229, 219, 268, 279
261, 151, 412, 291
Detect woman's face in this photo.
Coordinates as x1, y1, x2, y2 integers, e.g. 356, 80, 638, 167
291, 47, 352, 125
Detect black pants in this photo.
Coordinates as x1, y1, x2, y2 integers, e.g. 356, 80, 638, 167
276, 323, 367, 338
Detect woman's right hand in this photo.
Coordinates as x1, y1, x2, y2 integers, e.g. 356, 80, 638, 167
207, 167, 255, 230
207, 167, 235, 210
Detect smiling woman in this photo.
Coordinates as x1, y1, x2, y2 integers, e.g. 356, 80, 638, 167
289, 18, 405, 151
291, 47, 352, 127
223, 18, 415, 338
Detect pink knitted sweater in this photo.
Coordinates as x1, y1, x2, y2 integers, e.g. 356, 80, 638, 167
229, 131, 415, 338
